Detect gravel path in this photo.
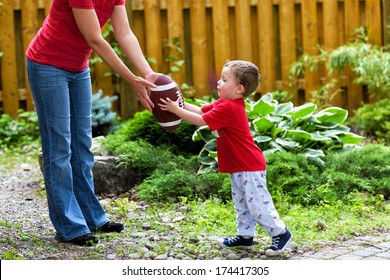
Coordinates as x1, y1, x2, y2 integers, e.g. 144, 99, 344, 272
1, 162, 389, 261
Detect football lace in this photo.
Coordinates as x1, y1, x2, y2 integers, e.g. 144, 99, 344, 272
176, 91, 185, 108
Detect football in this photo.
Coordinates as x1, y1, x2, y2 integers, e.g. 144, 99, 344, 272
150, 74, 184, 130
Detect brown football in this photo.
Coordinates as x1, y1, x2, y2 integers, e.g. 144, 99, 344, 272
150, 75, 184, 131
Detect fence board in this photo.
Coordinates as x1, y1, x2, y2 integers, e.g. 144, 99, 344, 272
0, 0, 19, 116
323, 0, 343, 107
366, 0, 382, 45
167, 0, 185, 85
344, 0, 364, 111
235, 0, 252, 61
0, 0, 386, 119
301, 0, 320, 102
189, 0, 208, 97
212, 0, 231, 77
21, 0, 39, 111
144, 0, 163, 72
258, 0, 275, 94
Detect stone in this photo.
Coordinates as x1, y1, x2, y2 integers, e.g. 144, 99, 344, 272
38, 136, 146, 194
93, 155, 144, 194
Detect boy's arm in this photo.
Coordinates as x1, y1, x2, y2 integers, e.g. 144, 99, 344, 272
183, 102, 204, 115
159, 99, 207, 127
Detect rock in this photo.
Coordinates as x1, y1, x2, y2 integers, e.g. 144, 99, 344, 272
93, 155, 144, 194
155, 254, 168, 260
142, 223, 151, 230
128, 253, 143, 259
226, 253, 241, 260
316, 220, 327, 230
172, 216, 185, 223
106, 253, 117, 260
38, 137, 146, 195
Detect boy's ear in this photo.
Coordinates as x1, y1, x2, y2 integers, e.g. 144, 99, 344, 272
236, 84, 245, 95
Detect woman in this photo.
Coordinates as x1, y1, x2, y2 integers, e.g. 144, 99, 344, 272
26, 0, 158, 246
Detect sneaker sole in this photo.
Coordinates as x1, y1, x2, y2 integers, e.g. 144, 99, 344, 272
265, 234, 293, 257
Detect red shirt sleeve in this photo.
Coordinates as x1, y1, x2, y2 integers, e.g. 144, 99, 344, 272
202, 99, 233, 131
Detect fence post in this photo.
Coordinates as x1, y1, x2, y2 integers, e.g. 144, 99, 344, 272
258, 0, 276, 95
212, 0, 231, 77
235, 0, 252, 62
383, 0, 390, 46
21, 0, 39, 112
366, 0, 383, 45
0, 0, 19, 116
323, 0, 343, 107
279, 0, 297, 101
189, 0, 208, 98
144, 0, 163, 72
167, 0, 185, 85
301, 0, 320, 103
345, 0, 363, 112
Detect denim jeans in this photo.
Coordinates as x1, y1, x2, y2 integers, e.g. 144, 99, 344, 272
26, 59, 108, 241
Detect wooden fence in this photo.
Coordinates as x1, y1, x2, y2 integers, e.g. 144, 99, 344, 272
0, 0, 387, 119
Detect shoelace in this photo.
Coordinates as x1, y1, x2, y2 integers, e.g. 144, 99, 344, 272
271, 236, 280, 247
226, 236, 241, 244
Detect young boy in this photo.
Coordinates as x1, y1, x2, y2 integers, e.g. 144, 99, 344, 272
159, 60, 292, 256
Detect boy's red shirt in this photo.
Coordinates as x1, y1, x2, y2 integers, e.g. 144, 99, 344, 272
201, 98, 266, 174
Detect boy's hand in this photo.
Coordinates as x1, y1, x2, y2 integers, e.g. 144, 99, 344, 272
158, 97, 181, 113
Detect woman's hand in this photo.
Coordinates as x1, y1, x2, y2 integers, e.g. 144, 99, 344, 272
127, 76, 156, 111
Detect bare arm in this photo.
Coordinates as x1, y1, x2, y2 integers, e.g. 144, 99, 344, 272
72, 7, 156, 111
159, 99, 207, 127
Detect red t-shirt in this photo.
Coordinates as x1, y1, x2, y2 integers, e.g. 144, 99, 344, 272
201, 98, 266, 173
26, 0, 125, 72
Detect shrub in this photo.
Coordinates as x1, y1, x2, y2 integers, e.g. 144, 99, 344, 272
265, 144, 390, 205
194, 93, 364, 173
110, 109, 203, 156
289, 26, 390, 102
323, 144, 390, 199
91, 89, 119, 137
136, 168, 230, 202
348, 98, 390, 145
0, 110, 40, 150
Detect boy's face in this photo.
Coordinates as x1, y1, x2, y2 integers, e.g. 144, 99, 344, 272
217, 66, 244, 100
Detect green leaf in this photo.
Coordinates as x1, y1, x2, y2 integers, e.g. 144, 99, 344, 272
314, 107, 348, 124
303, 148, 325, 158
274, 102, 294, 115
254, 136, 272, 143
260, 92, 273, 102
287, 130, 313, 140
198, 155, 217, 165
339, 133, 365, 144
310, 132, 332, 141
252, 96, 275, 117
275, 138, 300, 149
290, 103, 316, 120
320, 129, 347, 137
270, 141, 287, 152
192, 126, 214, 142
204, 139, 217, 152
253, 117, 274, 132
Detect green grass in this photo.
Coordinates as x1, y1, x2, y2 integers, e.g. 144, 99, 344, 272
103, 195, 390, 252
1, 143, 390, 259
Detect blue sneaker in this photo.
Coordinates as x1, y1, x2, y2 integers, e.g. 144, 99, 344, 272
217, 235, 253, 249
265, 228, 293, 256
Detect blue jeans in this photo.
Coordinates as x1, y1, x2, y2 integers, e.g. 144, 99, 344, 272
26, 59, 108, 241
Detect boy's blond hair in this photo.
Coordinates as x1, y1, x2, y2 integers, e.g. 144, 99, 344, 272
224, 60, 260, 97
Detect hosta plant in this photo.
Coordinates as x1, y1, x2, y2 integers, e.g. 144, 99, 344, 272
193, 93, 364, 173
